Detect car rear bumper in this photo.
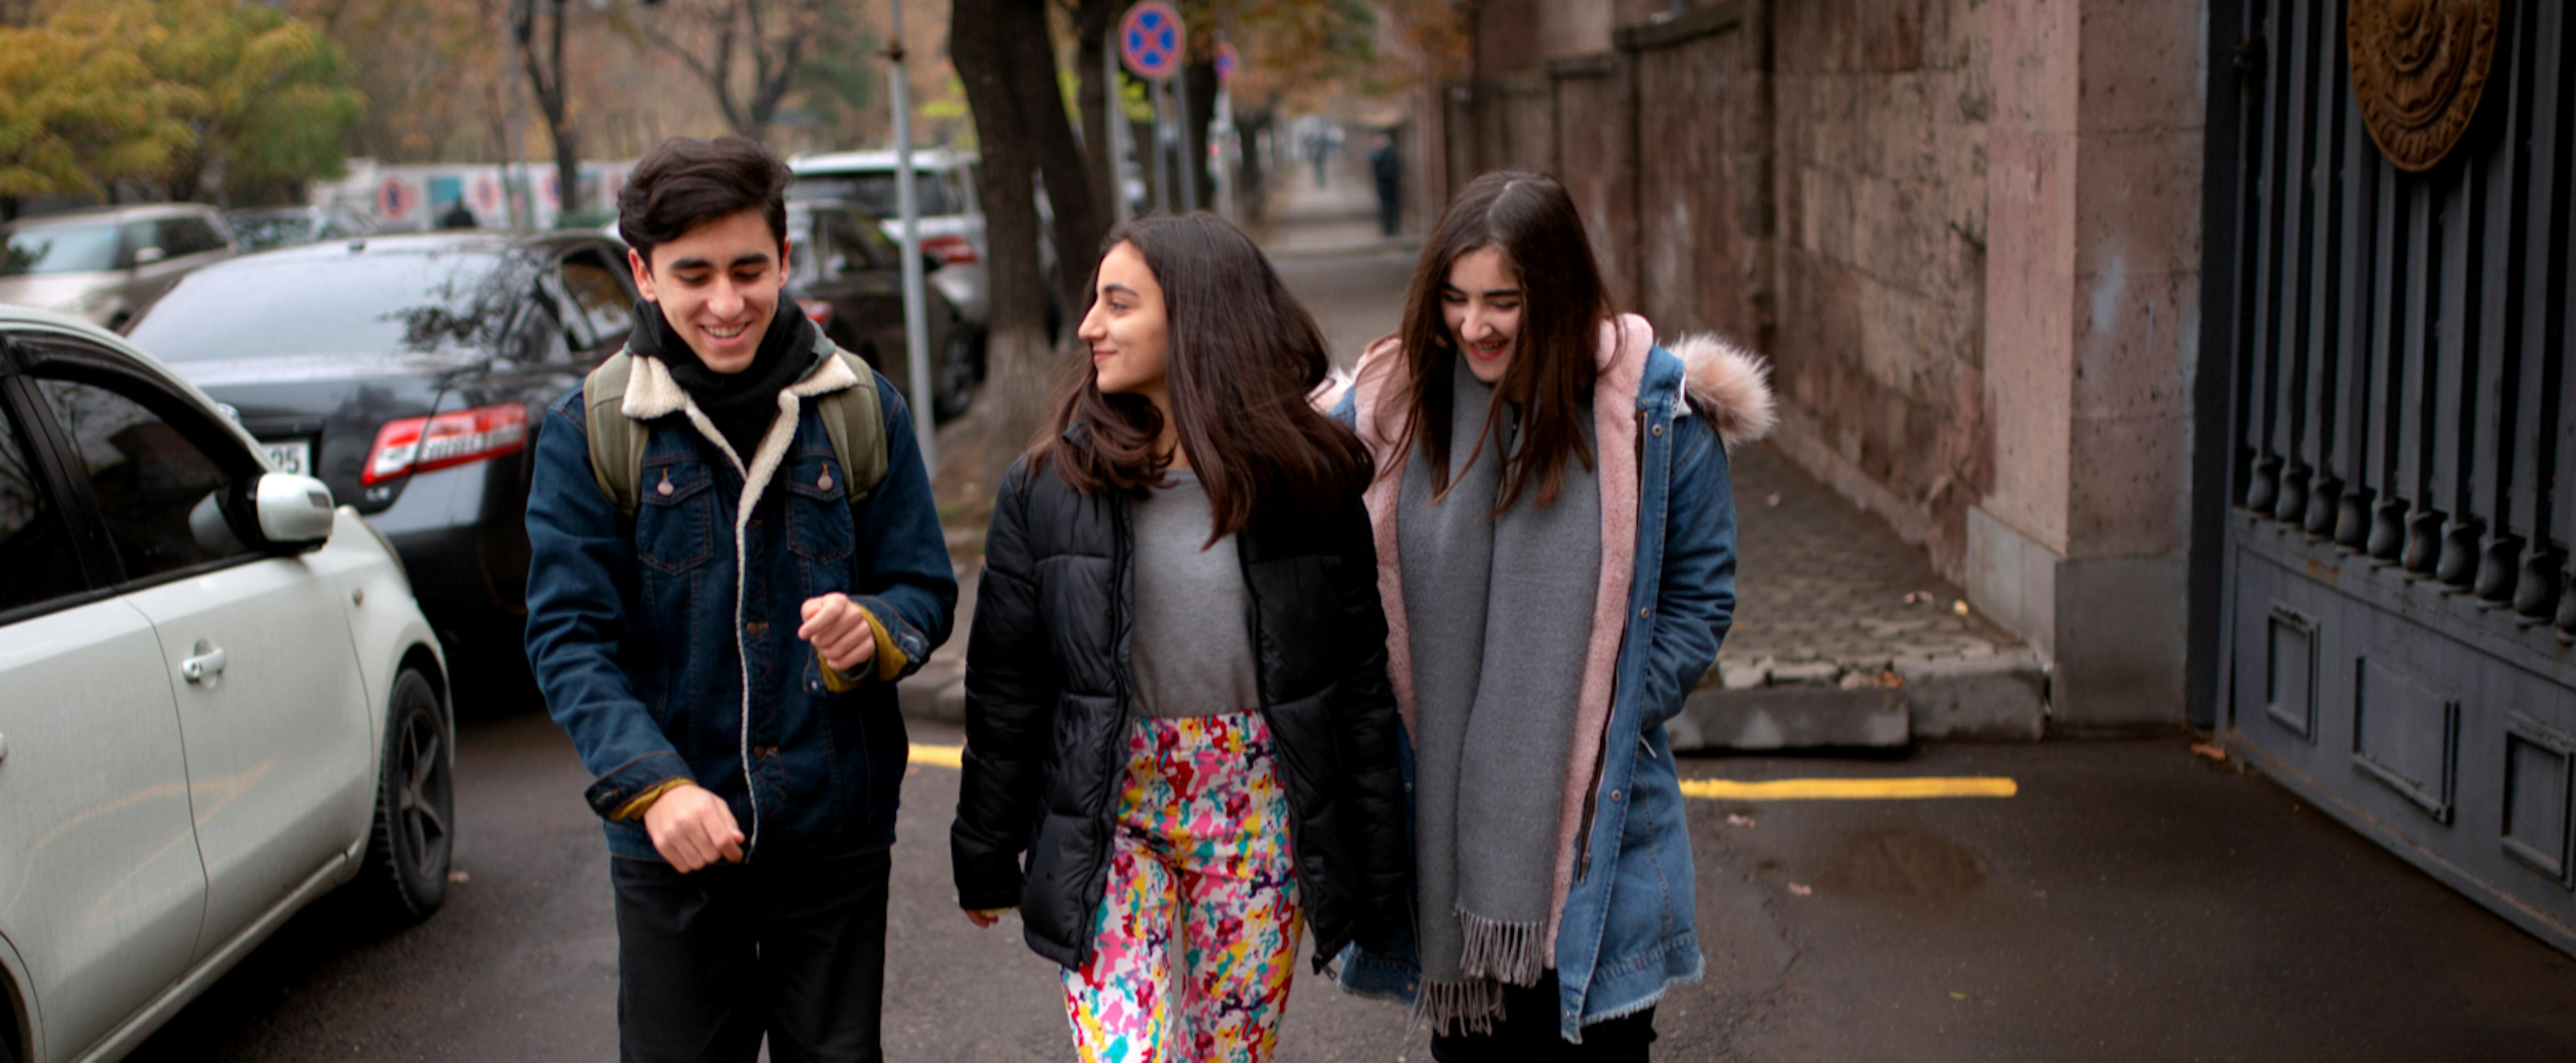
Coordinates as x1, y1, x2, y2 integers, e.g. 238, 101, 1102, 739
359, 459, 527, 647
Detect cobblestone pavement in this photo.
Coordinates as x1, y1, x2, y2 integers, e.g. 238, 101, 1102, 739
1721, 442, 2028, 689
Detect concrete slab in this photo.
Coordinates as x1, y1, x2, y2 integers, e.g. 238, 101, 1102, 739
1671, 685, 1912, 751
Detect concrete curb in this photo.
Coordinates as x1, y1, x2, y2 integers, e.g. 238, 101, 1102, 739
898, 658, 968, 727
1668, 651, 2049, 751
901, 649, 2051, 749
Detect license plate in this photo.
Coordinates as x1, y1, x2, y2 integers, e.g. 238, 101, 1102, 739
261, 438, 313, 476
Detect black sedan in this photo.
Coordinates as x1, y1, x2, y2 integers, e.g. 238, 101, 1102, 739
123, 232, 641, 683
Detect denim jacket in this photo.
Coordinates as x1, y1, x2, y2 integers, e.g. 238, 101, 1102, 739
524, 347, 956, 862
1326, 319, 1767, 1042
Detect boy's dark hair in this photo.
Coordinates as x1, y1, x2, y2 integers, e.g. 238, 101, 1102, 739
617, 136, 792, 265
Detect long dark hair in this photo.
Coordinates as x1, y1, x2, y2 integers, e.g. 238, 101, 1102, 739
1040, 213, 1372, 541
1378, 171, 1615, 512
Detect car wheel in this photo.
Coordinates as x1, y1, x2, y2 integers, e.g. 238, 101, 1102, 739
358, 668, 453, 922
933, 328, 979, 421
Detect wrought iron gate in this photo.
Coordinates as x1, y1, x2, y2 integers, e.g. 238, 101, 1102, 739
2220, 0, 2575, 953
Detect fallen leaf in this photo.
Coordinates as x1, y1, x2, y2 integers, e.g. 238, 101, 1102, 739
1787, 882, 1814, 897
448, 870, 471, 884
1881, 669, 1906, 688
2190, 742, 2229, 763
1949, 991, 1968, 1001
1726, 814, 1756, 828
1952, 599, 1971, 616
2031, 890, 2048, 900
1765, 493, 1782, 507
1904, 591, 1932, 605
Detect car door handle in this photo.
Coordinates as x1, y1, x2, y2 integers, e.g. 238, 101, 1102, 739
181, 645, 228, 684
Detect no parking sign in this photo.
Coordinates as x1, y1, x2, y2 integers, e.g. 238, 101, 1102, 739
1120, 2, 1183, 82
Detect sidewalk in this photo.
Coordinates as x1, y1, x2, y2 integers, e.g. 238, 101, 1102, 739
904, 169, 2050, 750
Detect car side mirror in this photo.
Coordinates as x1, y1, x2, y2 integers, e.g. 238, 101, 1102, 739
251, 472, 337, 550
132, 246, 167, 267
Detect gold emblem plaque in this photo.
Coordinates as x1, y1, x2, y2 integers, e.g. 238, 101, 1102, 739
2347, 0, 2503, 172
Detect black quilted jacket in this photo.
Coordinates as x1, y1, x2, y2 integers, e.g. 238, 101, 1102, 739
949, 449, 1411, 971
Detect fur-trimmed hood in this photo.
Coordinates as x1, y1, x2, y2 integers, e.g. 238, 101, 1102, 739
1667, 331, 1776, 446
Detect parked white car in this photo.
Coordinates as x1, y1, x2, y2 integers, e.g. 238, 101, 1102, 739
0, 306, 452, 1063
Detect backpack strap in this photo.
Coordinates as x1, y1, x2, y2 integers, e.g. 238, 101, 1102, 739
581, 351, 650, 515
588, 344, 888, 515
815, 346, 890, 504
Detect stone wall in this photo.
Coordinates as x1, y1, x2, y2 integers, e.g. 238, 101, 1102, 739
1434, 0, 1989, 572
1767, 0, 1992, 569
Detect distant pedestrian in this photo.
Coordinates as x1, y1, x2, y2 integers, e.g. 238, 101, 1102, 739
1369, 133, 1402, 236
522, 135, 956, 1062
437, 199, 477, 229
952, 213, 1410, 1063
1321, 170, 1776, 1060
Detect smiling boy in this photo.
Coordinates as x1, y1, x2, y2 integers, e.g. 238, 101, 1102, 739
522, 136, 955, 1062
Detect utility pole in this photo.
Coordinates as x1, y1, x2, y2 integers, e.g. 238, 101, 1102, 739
1172, 62, 1199, 213
889, 0, 935, 467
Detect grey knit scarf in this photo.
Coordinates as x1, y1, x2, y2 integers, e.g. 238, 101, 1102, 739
1399, 356, 1600, 1034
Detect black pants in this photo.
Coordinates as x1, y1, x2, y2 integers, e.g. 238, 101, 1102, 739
611, 847, 891, 1063
1430, 969, 1659, 1062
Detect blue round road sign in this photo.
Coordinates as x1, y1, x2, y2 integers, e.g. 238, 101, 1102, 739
1120, 2, 1184, 82
1216, 41, 1239, 85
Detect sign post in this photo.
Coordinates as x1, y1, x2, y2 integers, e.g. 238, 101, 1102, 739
888, 0, 933, 467
1120, 3, 1185, 216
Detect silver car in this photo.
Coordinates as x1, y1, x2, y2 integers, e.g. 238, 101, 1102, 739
787, 149, 994, 326
0, 205, 239, 331
0, 306, 453, 1063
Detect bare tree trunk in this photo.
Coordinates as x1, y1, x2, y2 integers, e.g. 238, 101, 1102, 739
1073, 0, 1119, 230
1001, 6, 1104, 322
1179, 57, 1217, 213
950, 0, 1063, 488
514, 0, 581, 223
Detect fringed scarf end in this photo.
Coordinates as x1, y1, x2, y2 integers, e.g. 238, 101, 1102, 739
1412, 978, 1509, 1037
1454, 909, 1548, 986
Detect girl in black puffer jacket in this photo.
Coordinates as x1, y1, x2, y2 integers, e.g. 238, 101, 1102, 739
950, 214, 1410, 1061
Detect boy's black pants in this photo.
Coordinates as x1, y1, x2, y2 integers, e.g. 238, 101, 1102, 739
612, 847, 891, 1063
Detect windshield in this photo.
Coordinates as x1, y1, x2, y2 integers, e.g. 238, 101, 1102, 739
128, 249, 528, 360
231, 213, 317, 251
788, 171, 958, 216
1, 223, 122, 276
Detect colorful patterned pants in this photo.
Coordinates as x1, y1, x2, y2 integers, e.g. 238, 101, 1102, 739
1064, 711, 1303, 1062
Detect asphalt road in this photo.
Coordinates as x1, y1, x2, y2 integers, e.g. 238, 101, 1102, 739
123, 692, 2576, 1062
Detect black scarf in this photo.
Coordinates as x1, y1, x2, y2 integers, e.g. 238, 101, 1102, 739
628, 299, 819, 464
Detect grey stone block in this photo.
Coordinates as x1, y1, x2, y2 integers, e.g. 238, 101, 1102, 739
1897, 652, 2048, 741
1667, 686, 1911, 751
1769, 661, 1844, 685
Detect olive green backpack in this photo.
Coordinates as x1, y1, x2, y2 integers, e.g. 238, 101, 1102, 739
581, 338, 889, 515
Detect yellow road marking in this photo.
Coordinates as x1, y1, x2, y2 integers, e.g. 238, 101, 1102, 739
913, 742, 2012, 802
1680, 776, 2018, 800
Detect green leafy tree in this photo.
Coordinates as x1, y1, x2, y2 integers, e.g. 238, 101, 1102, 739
143, 0, 365, 204
0, 7, 189, 219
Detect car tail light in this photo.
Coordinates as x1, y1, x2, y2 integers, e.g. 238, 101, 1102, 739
363, 402, 529, 485
797, 298, 834, 329
921, 234, 979, 265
